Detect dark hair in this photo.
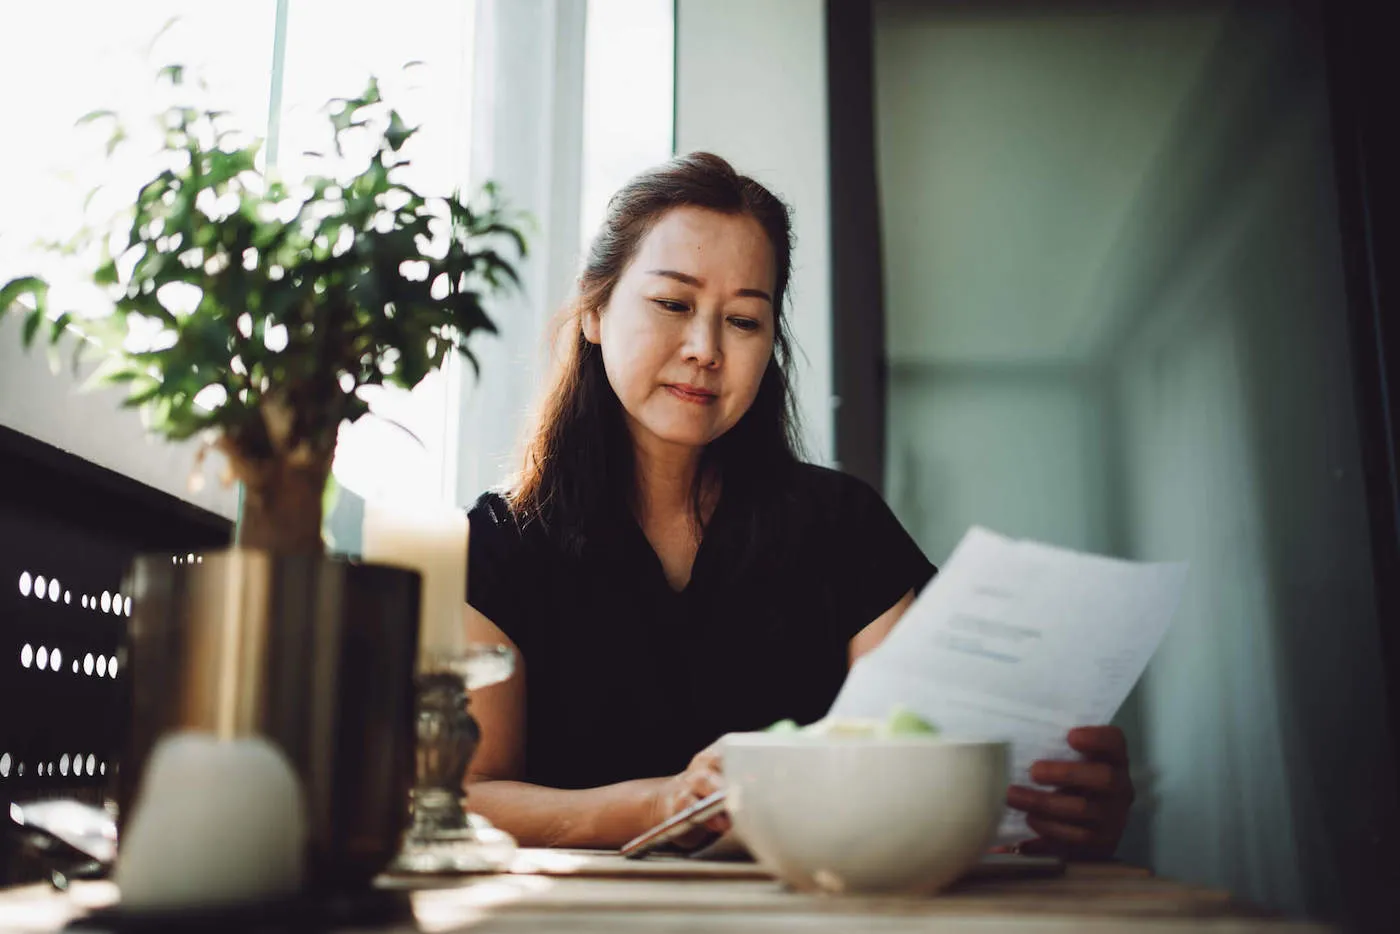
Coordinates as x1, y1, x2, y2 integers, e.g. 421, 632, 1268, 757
508, 151, 804, 553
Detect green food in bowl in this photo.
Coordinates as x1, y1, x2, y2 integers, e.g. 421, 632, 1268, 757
885, 705, 939, 736
764, 705, 939, 738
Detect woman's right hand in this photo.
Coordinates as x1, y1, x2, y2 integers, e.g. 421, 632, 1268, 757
650, 743, 731, 850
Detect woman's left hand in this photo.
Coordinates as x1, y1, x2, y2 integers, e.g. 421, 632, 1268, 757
1004, 726, 1134, 860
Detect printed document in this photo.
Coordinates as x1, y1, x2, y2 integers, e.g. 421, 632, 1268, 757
829, 527, 1187, 841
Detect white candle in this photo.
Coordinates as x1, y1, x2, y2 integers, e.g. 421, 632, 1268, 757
117, 733, 307, 909
361, 500, 469, 669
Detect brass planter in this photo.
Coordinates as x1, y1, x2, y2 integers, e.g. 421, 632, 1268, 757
118, 550, 420, 891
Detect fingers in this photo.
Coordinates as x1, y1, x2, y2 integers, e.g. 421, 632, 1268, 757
1029, 759, 1118, 795
690, 743, 724, 775
684, 743, 726, 801
1006, 785, 1108, 824
1025, 815, 1098, 850
1067, 726, 1128, 765
1007, 779, 1128, 861
687, 765, 724, 800
703, 812, 732, 835
664, 742, 730, 850
666, 768, 729, 849
670, 822, 717, 851
1010, 727, 1133, 861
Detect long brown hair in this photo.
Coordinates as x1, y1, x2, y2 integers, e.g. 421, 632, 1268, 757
508, 152, 804, 554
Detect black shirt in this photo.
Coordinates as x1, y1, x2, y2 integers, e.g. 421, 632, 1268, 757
465, 463, 936, 790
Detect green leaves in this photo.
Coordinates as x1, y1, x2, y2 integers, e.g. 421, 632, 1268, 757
0, 69, 528, 462
0, 277, 51, 350
0, 276, 48, 316
156, 63, 186, 87
48, 312, 74, 346
384, 111, 415, 152
75, 108, 118, 127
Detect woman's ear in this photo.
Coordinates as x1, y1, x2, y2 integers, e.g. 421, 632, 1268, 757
581, 306, 602, 345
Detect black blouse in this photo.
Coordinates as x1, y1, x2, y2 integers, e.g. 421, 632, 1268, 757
465, 464, 936, 790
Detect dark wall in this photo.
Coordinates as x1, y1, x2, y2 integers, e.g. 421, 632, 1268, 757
1324, 0, 1400, 799
827, 0, 888, 491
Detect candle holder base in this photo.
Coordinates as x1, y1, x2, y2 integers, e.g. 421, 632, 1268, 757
391, 812, 517, 874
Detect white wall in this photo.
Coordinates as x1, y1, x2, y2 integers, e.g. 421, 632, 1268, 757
872, 1, 1224, 368
0, 315, 238, 519
674, 0, 833, 463
885, 366, 1110, 563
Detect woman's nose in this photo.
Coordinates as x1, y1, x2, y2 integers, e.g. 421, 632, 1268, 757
682, 315, 722, 368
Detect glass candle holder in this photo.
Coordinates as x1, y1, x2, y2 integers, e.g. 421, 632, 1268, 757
391, 644, 517, 874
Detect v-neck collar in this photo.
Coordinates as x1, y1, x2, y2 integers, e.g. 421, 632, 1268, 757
620, 489, 734, 597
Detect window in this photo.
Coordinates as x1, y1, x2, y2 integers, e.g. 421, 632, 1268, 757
580, 0, 676, 243
0, 2, 477, 511
0, 3, 277, 323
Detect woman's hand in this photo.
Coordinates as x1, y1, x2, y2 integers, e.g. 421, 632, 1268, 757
1004, 726, 1134, 860
650, 743, 731, 850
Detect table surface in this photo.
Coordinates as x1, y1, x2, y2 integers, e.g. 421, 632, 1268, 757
0, 849, 1332, 933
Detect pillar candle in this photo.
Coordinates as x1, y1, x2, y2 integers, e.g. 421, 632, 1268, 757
361, 500, 469, 670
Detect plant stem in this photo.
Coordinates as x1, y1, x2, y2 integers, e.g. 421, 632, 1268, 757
233, 454, 331, 554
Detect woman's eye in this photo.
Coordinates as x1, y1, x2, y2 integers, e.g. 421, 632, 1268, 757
728, 317, 760, 332
653, 299, 688, 313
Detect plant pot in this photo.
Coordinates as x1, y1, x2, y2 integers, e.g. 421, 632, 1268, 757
117, 549, 420, 891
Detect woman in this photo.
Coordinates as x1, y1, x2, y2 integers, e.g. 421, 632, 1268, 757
464, 152, 1133, 857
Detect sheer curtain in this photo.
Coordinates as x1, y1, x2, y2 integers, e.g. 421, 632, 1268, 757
453, 0, 590, 505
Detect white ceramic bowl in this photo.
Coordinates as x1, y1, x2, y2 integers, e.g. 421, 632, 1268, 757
722, 733, 1009, 894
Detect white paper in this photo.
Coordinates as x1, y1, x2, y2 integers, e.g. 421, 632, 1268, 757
829, 526, 1187, 842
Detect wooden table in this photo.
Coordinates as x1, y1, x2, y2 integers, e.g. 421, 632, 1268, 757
0, 850, 1332, 933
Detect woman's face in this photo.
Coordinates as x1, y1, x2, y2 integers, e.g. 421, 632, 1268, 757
584, 206, 777, 454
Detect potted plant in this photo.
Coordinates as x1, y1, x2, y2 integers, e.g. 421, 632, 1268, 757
0, 67, 527, 891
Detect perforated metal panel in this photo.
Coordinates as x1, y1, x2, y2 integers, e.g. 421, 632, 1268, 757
0, 425, 231, 883
1, 508, 132, 800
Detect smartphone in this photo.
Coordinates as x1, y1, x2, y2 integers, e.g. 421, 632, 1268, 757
620, 790, 728, 859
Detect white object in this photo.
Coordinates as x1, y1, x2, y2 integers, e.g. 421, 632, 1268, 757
829, 526, 1187, 842
115, 733, 307, 910
8, 799, 117, 865
362, 500, 469, 669
722, 733, 1007, 894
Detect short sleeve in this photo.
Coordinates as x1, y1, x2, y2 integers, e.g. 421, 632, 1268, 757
466, 492, 533, 653
825, 473, 937, 642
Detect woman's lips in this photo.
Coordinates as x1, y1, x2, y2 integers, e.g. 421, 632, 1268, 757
665, 384, 718, 405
